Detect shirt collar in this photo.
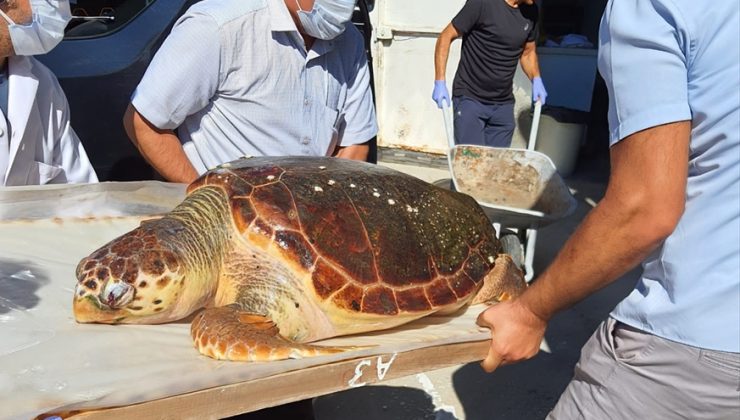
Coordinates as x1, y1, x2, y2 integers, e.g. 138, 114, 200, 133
269, 0, 298, 32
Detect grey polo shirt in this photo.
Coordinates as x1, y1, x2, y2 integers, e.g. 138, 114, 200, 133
131, 0, 377, 174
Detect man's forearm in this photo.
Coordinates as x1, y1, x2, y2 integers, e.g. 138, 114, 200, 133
520, 50, 541, 80
434, 24, 458, 80
521, 195, 667, 320
520, 122, 691, 321
434, 39, 451, 80
334, 143, 369, 161
124, 104, 199, 183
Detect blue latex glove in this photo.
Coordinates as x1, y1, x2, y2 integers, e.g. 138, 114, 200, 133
532, 77, 547, 105
432, 80, 450, 109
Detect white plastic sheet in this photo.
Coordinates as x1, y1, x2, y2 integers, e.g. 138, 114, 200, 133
0, 182, 489, 420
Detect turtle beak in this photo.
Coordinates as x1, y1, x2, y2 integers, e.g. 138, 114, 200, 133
73, 282, 133, 324
73, 295, 129, 324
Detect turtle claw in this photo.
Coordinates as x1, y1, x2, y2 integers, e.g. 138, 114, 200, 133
191, 305, 358, 362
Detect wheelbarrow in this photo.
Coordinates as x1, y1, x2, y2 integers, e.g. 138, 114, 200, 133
439, 101, 577, 281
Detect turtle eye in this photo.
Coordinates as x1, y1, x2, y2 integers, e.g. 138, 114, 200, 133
101, 281, 134, 309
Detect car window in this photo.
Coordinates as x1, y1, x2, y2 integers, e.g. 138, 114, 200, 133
65, 0, 155, 38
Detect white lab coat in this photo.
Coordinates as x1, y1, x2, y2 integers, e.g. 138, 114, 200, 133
0, 55, 97, 186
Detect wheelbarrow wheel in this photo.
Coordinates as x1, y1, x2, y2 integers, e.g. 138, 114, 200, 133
500, 229, 524, 271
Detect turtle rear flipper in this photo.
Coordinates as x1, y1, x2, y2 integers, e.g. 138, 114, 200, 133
191, 305, 358, 361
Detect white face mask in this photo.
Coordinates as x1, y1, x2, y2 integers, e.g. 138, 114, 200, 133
296, 0, 355, 40
0, 0, 72, 56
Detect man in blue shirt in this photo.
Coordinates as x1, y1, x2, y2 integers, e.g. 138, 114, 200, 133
124, 0, 377, 183
477, 0, 740, 417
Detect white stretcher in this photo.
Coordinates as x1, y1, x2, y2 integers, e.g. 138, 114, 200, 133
0, 182, 499, 419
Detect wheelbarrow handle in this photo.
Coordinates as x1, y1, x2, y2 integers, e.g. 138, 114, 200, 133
440, 104, 457, 189
441, 104, 456, 150
528, 100, 542, 151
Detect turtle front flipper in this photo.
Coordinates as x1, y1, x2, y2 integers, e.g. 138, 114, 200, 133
191, 305, 358, 361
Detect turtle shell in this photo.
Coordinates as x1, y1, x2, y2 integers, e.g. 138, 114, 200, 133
188, 156, 500, 315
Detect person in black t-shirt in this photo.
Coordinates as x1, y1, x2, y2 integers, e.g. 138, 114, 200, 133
432, 0, 547, 148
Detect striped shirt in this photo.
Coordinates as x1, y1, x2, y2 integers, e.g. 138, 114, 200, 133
131, 0, 377, 174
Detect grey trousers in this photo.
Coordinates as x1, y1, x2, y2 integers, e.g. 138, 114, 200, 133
548, 317, 740, 420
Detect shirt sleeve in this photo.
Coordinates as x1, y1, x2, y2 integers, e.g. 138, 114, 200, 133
598, 0, 692, 145
451, 0, 482, 35
337, 28, 378, 147
131, 11, 221, 130
523, 5, 538, 43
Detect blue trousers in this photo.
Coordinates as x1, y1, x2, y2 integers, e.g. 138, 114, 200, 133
452, 96, 515, 147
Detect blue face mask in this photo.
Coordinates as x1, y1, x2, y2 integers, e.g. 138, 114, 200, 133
296, 0, 355, 40
0, 0, 71, 56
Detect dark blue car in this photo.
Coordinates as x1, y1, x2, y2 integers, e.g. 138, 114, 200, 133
38, 0, 375, 181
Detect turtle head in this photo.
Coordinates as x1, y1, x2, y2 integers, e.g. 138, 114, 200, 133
73, 220, 216, 324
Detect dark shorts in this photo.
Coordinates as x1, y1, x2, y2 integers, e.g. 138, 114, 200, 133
452, 96, 515, 148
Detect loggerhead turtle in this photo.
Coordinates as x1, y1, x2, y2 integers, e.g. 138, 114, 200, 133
73, 157, 525, 361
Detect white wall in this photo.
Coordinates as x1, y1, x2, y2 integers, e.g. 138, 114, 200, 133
369, 0, 536, 154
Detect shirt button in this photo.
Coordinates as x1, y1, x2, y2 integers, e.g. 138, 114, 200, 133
0, 127, 4, 136
302, 137, 310, 145
304, 98, 310, 106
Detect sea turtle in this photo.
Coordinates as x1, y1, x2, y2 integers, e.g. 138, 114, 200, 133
73, 156, 525, 361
